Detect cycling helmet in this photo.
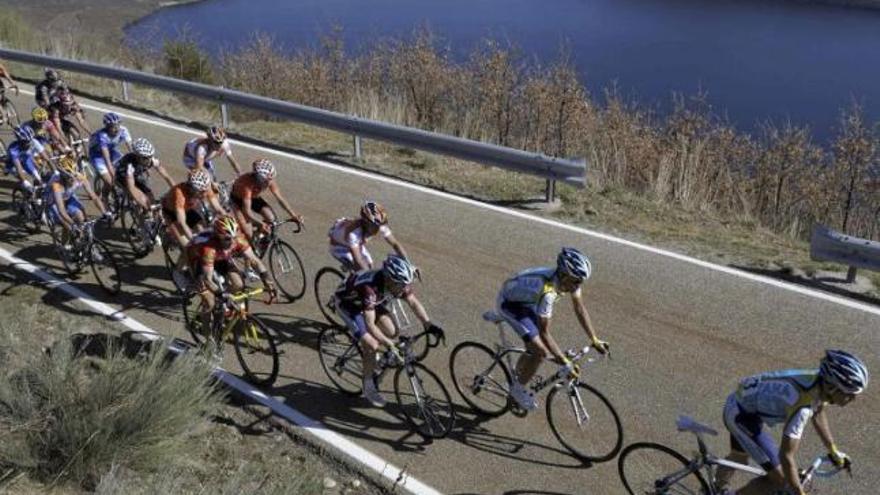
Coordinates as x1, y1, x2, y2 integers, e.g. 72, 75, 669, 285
31, 107, 49, 123
207, 126, 226, 143
103, 112, 121, 126
360, 200, 387, 225
253, 158, 276, 181
57, 156, 78, 178
44, 68, 59, 81
132, 138, 155, 158
213, 215, 238, 238
382, 255, 415, 285
13, 125, 35, 143
187, 170, 211, 192
556, 247, 592, 281
820, 350, 869, 395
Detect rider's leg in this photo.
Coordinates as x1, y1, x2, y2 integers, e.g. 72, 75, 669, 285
375, 309, 398, 340
719, 393, 783, 493
232, 206, 254, 241
198, 289, 216, 342
516, 337, 549, 385
227, 271, 244, 292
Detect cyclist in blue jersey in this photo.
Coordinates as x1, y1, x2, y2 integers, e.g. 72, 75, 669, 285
44, 156, 109, 246
494, 247, 609, 411
89, 112, 132, 207
714, 350, 868, 495
4, 126, 51, 194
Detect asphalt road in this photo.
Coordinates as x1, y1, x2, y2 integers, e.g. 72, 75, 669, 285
1, 91, 877, 495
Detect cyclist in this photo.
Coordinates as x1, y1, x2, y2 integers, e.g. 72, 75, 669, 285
334, 255, 443, 407
48, 86, 89, 137
44, 156, 109, 245
35, 68, 65, 108
88, 112, 133, 207
713, 350, 868, 495
115, 138, 175, 210
229, 158, 304, 241
328, 201, 411, 273
182, 126, 242, 178
495, 247, 609, 412
0, 62, 19, 96
184, 215, 276, 341
4, 126, 51, 194
161, 169, 227, 249
26, 106, 68, 152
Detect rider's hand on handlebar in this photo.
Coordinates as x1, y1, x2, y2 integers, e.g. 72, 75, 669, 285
591, 339, 610, 355
561, 358, 581, 379
829, 446, 852, 469
290, 214, 304, 227
263, 281, 278, 304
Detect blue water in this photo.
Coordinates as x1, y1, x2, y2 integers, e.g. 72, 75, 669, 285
127, 0, 880, 140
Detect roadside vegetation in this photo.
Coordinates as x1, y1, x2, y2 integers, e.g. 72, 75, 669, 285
0, 9, 877, 296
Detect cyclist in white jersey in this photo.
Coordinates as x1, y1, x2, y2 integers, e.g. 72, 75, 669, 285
327, 201, 411, 272
182, 126, 242, 178
496, 247, 609, 411
714, 350, 868, 495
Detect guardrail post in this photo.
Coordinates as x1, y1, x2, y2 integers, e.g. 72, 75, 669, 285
121, 81, 130, 102
353, 134, 363, 161
545, 179, 557, 203
846, 266, 858, 283
220, 101, 229, 128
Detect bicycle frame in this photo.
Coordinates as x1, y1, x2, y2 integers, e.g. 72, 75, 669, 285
208, 287, 265, 344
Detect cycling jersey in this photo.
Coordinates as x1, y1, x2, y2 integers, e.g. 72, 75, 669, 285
24, 118, 60, 145
498, 267, 580, 318
35, 80, 63, 106
231, 172, 268, 201
115, 153, 158, 195
161, 183, 215, 214
327, 218, 392, 269
43, 171, 85, 223
334, 269, 412, 340
182, 138, 232, 170
185, 231, 250, 271
88, 126, 132, 160
4, 140, 45, 178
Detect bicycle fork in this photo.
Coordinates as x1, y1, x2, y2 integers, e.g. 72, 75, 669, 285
566, 382, 591, 428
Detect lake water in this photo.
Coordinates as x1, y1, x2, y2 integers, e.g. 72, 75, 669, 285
127, 0, 880, 141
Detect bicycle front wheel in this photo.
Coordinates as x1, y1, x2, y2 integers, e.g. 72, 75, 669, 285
233, 315, 279, 387
89, 242, 121, 295
120, 207, 152, 258
314, 266, 345, 327
317, 326, 363, 395
394, 362, 455, 439
546, 382, 623, 462
618, 442, 709, 495
11, 188, 41, 233
268, 240, 306, 302
448, 341, 512, 417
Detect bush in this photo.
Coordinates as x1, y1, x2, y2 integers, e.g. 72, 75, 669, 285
0, 338, 224, 489
162, 28, 214, 84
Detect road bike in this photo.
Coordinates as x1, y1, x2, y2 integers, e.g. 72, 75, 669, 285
183, 286, 279, 387
119, 202, 171, 259
448, 310, 623, 463
318, 322, 453, 438
49, 218, 121, 295
249, 219, 307, 302
10, 182, 47, 233
617, 415, 852, 494
314, 262, 430, 360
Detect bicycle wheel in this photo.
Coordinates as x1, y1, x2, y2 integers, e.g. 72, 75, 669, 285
546, 382, 623, 463
233, 315, 279, 387
448, 341, 512, 417
394, 362, 455, 439
314, 266, 345, 327
162, 235, 186, 292
120, 206, 152, 257
268, 240, 306, 302
11, 188, 40, 233
181, 293, 208, 345
618, 442, 710, 495
317, 326, 363, 395
89, 241, 121, 295
3, 98, 19, 127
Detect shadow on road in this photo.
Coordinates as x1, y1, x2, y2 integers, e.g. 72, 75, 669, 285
732, 264, 880, 307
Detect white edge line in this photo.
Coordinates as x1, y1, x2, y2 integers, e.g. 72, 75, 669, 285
0, 245, 443, 495
17, 88, 880, 317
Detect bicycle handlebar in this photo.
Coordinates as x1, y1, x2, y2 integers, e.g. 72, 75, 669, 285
229, 287, 264, 302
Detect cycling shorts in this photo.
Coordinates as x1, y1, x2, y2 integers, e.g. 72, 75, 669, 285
338, 304, 392, 342
48, 196, 84, 224
329, 244, 374, 271
162, 207, 203, 229
230, 195, 269, 212
116, 173, 152, 197
723, 393, 779, 470
90, 149, 122, 175
496, 296, 540, 343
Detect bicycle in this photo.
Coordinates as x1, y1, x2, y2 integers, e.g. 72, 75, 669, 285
448, 310, 624, 463
314, 261, 431, 360
317, 322, 453, 438
617, 415, 852, 494
119, 202, 169, 259
0, 87, 20, 128
10, 182, 48, 233
182, 286, 279, 386
49, 218, 121, 295
242, 219, 307, 302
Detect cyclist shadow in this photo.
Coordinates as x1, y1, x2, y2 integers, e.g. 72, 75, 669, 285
266, 377, 437, 453
253, 313, 329, 350
445, 412, 590, 469
454, 491, 573, 495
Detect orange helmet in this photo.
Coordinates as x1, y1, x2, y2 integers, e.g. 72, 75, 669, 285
360, 200, 387, 226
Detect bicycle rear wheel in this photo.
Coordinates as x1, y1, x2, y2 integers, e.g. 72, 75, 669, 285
314, 266, 345, 327
268, 240, 306, 302
546, 382, 623, 463
89, 241, 121, 295
618, 442, 709, 495
317, 326, 363, 395
394, 362, 455, 439
120, 206, 153, 257
182, 294, 209, 345
11, 188, 41, 233
233, 315, 279, 387
162, 234, 186, 293
448, 341, 512, 417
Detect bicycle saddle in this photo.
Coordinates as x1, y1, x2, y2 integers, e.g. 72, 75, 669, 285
482, 311, 504, 323
676, 415, 718, 436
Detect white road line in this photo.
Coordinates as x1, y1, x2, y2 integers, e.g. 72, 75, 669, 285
0, 245, 443, 495
19, 89, 880, 317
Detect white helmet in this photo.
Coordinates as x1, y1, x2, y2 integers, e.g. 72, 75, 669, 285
382, 255, 415, 285
820, 350, 869, 395
556, 247, 592, 281
253, 158, 276, 181
133, 138, 155, 158
187, 170, 212, 192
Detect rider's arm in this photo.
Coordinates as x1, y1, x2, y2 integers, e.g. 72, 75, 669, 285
780, 435, 807, 495
348, 243, 371, 272
201, 262, 221, 294
155, 162, 176, 188
100, 145, 114, 172
571, 290, 606, 349
175, 207, 194, 240
225, 145, 243, 176
403, 292, 432, 327
53, 189, 74, 228
12, 157, 28, 182
269, 181, 303, 223
241, 246, 274, 291
537, 315, 568, 363
363, 309, 396, 348
384, 232, 410, 261
124, 170, 146, 207
240, 192, 261, 226
82, 179, 107, 214
810, 403, 839, 457
207, 192, 228, 216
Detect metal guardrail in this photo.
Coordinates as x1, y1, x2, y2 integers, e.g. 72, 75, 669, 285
810, 224, 880, 282
0, 48, 586, 196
